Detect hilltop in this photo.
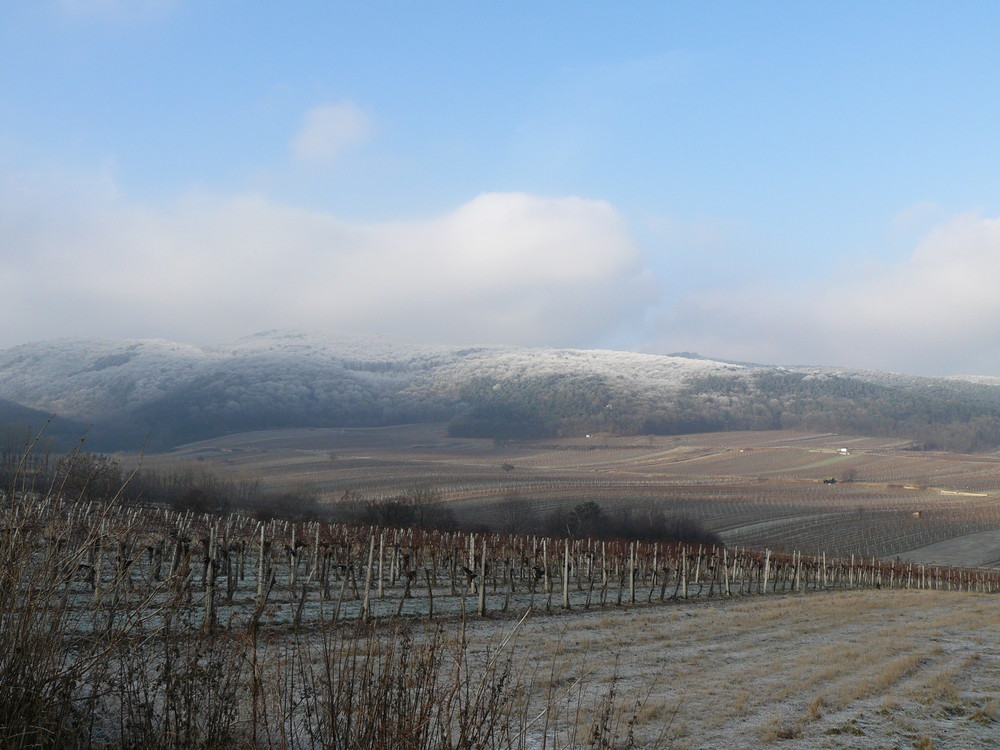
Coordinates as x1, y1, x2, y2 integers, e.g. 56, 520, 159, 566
3, 330, 1000, 452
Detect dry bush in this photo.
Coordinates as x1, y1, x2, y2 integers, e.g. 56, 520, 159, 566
759, 715, 803, 742
0, 497, 124, 746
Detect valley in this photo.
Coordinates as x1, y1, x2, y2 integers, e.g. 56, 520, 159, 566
5, 423, 1000, 748
135, 425, 1000, 567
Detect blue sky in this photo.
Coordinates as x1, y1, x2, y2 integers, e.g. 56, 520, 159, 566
4, 1, 1000, 375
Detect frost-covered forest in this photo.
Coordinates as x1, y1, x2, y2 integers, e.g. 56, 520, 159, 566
4, 330, 1000, 452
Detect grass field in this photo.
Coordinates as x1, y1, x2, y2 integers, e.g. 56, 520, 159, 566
135, 425, 1000, 566
464, 588, 1000, 749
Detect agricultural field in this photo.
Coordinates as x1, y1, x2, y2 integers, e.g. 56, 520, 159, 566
5, 427, 1000, 748
1, 485, 997, 749
137, 425, 1000, 566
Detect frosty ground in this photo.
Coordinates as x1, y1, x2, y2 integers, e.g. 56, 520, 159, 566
457, 588, 999, 749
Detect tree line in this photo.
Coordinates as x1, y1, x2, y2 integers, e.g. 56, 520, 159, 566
448, 370, 1000, 452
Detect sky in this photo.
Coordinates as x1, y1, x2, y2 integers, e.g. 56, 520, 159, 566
4, 2, 1000, 375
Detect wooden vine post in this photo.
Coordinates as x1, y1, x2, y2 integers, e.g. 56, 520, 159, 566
628, 542, 636, 605
680, 549, 688, 600
562, 540, 571, 610
256, 522, 266, 605
377, 533, 385, 599
762, 549, 771, 594
360, 535, 376, 621
722, 547, 731, 596
204, 524, 217, 629
478, 537, 487, 616
289, 526, 297, 588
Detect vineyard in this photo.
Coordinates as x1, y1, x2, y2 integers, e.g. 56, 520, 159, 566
138, 425, 1000, 566
8, 494, 1000, 635
5, 427, 1000, 748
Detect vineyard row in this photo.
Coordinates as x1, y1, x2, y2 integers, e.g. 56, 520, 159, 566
6, 494, 999, 634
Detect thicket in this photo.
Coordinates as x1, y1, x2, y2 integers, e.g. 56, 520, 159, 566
541, 501, 724, 547
123, 365, 454, 450
447, 370, 1000, 452
447, 373, 624, 440
334, 488, 459, 530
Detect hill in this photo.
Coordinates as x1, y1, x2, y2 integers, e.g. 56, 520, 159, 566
3, 330, 1000, 451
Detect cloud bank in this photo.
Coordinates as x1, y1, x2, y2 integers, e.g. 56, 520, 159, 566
8, 159, 1000, 376
653, 213, 1000, 375
0, 168, 654, 349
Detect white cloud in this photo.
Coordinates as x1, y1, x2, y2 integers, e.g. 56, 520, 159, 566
0, 168, 655, 349
652, 212, 1000, 375
291, 102, 373, 162
13, 159, 1000, 376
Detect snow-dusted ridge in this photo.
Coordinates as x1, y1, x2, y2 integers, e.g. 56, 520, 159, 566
5, 330, 1000, 452
0, 331, 746, 449
0, 331, 740, 421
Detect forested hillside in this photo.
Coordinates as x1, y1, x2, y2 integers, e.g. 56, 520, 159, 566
3, 330, 1000, 452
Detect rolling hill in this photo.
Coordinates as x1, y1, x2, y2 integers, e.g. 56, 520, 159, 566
3, 330, 1000, 452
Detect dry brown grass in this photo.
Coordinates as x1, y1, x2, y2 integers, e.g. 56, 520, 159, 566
759, 715, 803, 742
457, 588, 1000, 748
970, 698, 999, 725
